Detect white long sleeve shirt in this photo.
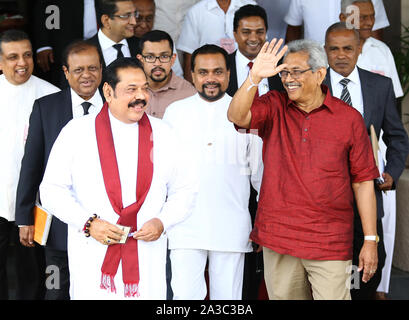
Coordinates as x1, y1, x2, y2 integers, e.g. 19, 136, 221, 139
163, 93, 263, 253
0, 74, 59, 221
39, 111, 198, 299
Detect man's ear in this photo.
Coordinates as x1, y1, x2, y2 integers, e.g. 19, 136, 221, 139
62, 65, 69, 79
339, 13, 347, 22
316, 67, 327, 85
101, 14, 110, 29
103, 82, 113, 102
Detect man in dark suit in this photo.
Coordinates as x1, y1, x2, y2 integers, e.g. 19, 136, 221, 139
15, 40, 104, 299
33, 0, 99, 86
227, 5, 283, 300
323, 22, 409, 300
87, 0, 139, 70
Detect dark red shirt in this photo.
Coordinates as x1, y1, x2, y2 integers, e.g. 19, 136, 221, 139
244, 86, 379, 261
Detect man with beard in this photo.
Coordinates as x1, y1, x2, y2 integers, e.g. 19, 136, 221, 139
137, 30, 196, 119
39, 57, 197, 299
163, 44, 263, 300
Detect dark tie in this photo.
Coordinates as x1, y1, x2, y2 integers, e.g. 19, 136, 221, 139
248, 61, 259, 98
339, 78, 352, 106
112, 43, 124, 59
81, 102, 92, 115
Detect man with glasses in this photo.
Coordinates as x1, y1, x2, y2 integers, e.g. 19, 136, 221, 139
228, 38, 380, 300
88, 0, 140, 69
137, 30, 196, 119
131, 0, 183, 78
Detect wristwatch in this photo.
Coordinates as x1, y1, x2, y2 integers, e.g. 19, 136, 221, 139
364, 235, 379, 243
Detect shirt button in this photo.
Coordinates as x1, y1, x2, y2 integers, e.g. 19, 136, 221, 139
304, 128, 308, 132
306, 116, 310, 120
303, 138, 307, 142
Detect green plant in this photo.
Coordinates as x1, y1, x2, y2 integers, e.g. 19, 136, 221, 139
394, 24, 409, 99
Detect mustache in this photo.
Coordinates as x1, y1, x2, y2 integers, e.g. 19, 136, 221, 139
151, 67, 166, 73
203, 82, 221, 89
128, 99, 147, 108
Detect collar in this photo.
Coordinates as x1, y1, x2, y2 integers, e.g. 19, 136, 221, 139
330, 66, 360, 87
207, 0, 239, 12
98, 29, 128, 51
236, 49, 253, 69
70, 87, 103, 108
286, 85, 335, 113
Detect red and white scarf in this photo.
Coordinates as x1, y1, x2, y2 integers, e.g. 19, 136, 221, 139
95, 103, 153, 297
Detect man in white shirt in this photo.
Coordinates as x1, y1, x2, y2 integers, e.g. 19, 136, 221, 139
0, 29, 59, 299
88, 0, 140, 68
163, 44, 263, 300
256, 0, 290, 41
177, 0, 256, 82
15, 41, 104, 300
339, 0, 404, 299
39, 57, 197, 299
284, 0, 389, 44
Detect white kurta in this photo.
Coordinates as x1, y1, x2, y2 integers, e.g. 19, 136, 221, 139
0, 74, 59, 222
39, 111, 197, 300
357, 37, 404, 99
163, 93, 263, 253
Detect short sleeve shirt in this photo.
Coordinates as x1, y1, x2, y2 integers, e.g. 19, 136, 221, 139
242, 86, 379, 260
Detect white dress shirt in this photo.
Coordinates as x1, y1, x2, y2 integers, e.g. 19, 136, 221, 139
235, 49, 269, 96
284, 0, 389, 44
177, 0, 256, 54
0, 75, 59, 221
358, 37, 403, 98
256, 0, 290, 41
97, 29, 131, 66
39, 111, 197, 299
70, 88, 104, 118
330, 67, 364, 116
163, 93, 263, 252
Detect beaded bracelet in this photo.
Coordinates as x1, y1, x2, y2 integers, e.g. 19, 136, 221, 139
83, 214, 98, 237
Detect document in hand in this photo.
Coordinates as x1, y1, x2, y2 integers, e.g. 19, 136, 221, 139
370, 125, 385, 184
33, 203, 53, 245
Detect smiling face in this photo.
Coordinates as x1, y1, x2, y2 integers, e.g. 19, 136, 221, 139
191, 53, 230, 102
0, 39, 34, 85
340, 1, 375, 42
63, 47, 102, 100
325, 29, 361, 77
103, 67, 150, 123
281, 51, 325, 105
234, 16, 267, 60
102, 1, 137, 42
132, 0, 155, 38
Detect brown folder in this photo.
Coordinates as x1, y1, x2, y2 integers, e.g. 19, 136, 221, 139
33, 203, 53, 246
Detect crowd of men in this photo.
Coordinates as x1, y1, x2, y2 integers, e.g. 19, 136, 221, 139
0, 0, 408, 301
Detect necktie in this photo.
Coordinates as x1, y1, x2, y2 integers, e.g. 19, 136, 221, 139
81, 102, 92, 115
113, 43, 124, 59
339, 78, 352, 106
248, 61, 259, 98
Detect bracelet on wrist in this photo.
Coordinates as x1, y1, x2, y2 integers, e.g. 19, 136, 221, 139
83, 214, 98, 237
247, 71, 261, 92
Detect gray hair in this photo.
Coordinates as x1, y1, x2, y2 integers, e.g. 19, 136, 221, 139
284, 39, 328, 71
341, 0, 372, 15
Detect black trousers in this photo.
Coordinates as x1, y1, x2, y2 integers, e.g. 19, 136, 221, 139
44, 247, 70, 300
350, 216, 386, 300
0, 217, 45, 300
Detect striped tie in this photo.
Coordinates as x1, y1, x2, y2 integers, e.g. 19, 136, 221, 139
339, 78, 352, 106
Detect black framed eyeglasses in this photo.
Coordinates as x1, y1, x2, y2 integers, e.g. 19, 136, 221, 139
279, 68, 312, 79
111, 11, 139, 21
141, 54, 172, 63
